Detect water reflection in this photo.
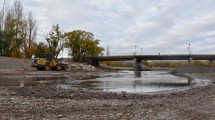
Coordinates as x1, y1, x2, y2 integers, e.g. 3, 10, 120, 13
65, 71, 200, 94
134, 71, 141, 78
188, 76, 192, 85
0, 76, 67, 87
73, 81, 102, 90
0, 71, 206, 94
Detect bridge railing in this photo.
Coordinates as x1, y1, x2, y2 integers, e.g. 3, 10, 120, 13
102, 51, 215, 57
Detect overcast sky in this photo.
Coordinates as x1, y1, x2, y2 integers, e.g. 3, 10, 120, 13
9, 0, 215, 55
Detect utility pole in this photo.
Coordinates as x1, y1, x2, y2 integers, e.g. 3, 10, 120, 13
189, 44, 191, 54
141, 48, 142, 54
134, 45, 137, 55
106, 45, 110, 56
106, 45, 110, 66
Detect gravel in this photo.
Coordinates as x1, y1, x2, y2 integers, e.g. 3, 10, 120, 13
0, 57, 215, 119
0, 69, 214, 120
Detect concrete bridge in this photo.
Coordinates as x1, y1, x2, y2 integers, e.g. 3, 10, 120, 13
88, 54, 215, 71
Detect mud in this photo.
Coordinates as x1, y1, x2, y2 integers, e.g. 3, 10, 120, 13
0, 69, 215, 120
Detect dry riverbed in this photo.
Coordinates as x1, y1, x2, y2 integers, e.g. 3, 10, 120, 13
0, 69, 215, 120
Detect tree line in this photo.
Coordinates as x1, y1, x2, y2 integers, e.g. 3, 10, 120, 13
0, 0, 37, 58
0, 0, 104, 62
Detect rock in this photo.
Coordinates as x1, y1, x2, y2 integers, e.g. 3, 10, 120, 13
58, 114, 63, 118
69, 63, 97, 71
117, 113, 123, 116
148, 109, 153, 113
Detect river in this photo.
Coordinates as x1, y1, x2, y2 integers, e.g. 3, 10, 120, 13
57, 70, 202, 94
0, 70, 209, 94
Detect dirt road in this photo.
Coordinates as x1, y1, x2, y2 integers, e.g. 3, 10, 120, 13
0, 69, 214, 120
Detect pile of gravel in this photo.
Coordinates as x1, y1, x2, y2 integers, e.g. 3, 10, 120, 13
0, 57, 33, 70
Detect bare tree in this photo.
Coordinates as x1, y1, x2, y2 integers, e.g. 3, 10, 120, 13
0, 0, 37, 57
0, 0, 9, 55
0, 0, 9, 26
12, 0, 23, 20
22, 12, 37, 58
9, 0, 24, 57
2, 0, 27, 57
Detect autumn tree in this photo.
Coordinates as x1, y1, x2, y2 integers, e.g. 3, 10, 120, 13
0, 0, 13, 56
3, 12, 24, 57
46, 24, 65, 58
7, 0, 24, 57
0, 0, 37, 58
22, 12, 37, 58
65, 30, 104, 62
34, 42, 49, 57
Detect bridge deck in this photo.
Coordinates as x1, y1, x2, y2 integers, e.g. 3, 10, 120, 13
89, 54, 215, 61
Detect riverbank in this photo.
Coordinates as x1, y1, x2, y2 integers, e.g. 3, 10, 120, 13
0, 68, 214, 120
0, 57, 214, 119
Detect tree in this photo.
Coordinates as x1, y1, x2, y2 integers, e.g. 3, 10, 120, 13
65, 30, 104, 62
22, 12, 37, 58
9, 19, 26, 57
46, 24, 65, 58
0, 0, 37, 58
0, 0, 9, 56
3, 17, 26, 57
7, 0, 25, 57
34, 42, 49, 57
142, 60, 149, 67
0, 0, 9, 55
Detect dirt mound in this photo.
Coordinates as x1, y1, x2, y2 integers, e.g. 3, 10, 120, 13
0, 57, 33, 70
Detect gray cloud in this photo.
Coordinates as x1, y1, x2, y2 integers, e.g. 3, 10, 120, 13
19, 0, 215, 55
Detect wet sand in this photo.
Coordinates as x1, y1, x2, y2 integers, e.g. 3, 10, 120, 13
0, 69, 215, 120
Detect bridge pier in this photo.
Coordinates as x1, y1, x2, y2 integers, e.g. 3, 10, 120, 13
90, 60, 100, 67
188, 57, 193, 66
134, 58, 142, 71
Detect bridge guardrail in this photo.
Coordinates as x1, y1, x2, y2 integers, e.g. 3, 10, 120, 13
102, 52, 215, 57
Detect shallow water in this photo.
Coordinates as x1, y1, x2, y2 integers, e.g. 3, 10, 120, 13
0, 71, 208, 94
0, 76, 67, 87
58, 71, 199, 94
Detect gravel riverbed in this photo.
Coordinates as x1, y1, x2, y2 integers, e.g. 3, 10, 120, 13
0, 69, 215, 120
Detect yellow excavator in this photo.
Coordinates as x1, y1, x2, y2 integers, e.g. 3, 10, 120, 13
31, 53, 68, 71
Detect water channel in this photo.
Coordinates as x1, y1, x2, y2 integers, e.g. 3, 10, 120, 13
0, 71, 209, 94
58, 71, 198, 94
